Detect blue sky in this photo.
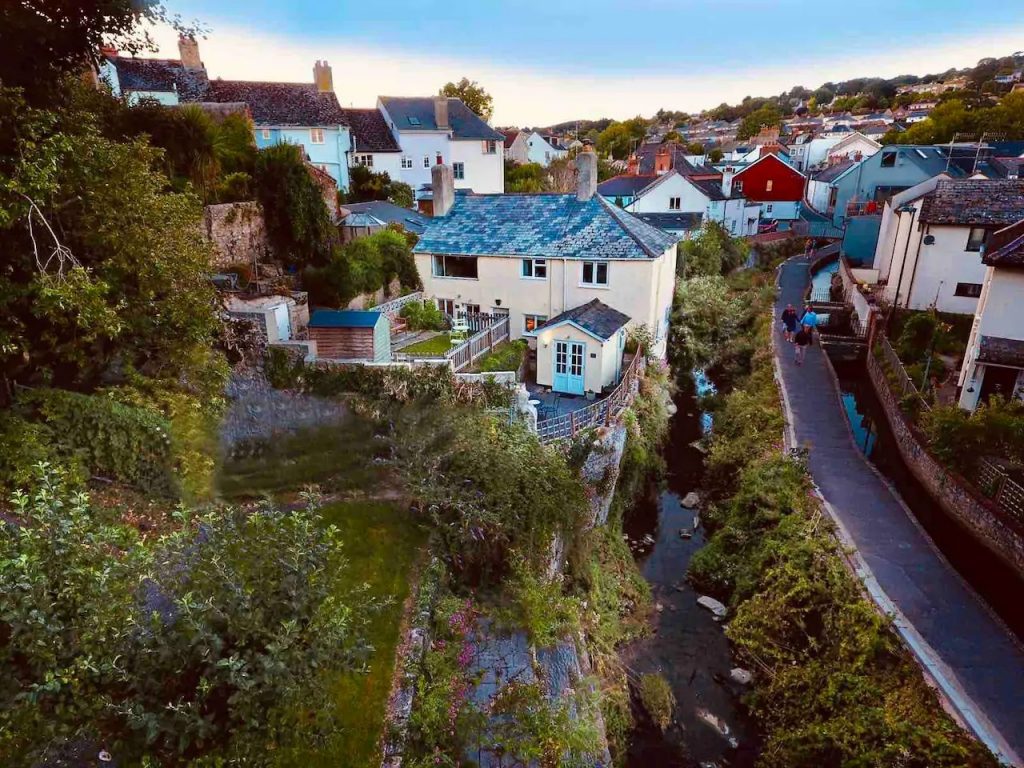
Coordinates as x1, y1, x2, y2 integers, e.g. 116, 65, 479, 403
155, 1, 1024, 124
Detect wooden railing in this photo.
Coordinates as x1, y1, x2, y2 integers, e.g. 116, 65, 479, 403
445, 316, 510, 372
536, 350, 645, 444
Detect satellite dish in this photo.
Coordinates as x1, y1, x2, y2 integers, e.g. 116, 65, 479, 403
923, 234, 936, 245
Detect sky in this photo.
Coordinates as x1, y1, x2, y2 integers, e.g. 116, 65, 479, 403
146, 0, 1024, 126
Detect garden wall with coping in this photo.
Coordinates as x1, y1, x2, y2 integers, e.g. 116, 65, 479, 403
866, 350, 1024, 574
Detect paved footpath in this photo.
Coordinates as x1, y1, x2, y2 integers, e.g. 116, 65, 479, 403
775, 253, 1024, 765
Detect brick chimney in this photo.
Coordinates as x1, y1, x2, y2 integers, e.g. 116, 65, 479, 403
431, 163, 455, 217
626, 155, 640, 175
575, 151, 597, 202
313, 60, 334, 93
434, 96, 450, 130
178, 35, 202, 71
655, 145, 672, 175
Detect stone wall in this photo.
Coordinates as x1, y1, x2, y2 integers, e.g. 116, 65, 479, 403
345, 277, 403, 310
204, 201, 269, 270
866, 351, 1024, 574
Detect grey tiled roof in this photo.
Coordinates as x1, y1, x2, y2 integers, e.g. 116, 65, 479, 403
977, 335, 1024, 367
634, 212, 703, 232
380, 97, 503, 140
919, 179, 1024, 226
340, 108, 400, 152
413, 193, 679, 260
812, 159, 857, 183
204, 80, 346, 126
597, 175, 659, 197
534, 299, 631, 340
106, 55, 209, 100
688, 177, 727, 201
341, 200, 429, 233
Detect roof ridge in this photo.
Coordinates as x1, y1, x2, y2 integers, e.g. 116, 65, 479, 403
597, 195, 673, 258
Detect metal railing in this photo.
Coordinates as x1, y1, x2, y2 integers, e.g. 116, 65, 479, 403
536, 350, 645, 444
445, 316, 510, 373
877, 335, 930, 408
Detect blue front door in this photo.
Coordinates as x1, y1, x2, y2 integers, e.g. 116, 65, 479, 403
553, 341, 586, 395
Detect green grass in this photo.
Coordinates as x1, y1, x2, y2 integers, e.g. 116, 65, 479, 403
473, 340, 527, 373
282, 500, 426, 768
216, 420, 385, 500
399, 333, 452, 356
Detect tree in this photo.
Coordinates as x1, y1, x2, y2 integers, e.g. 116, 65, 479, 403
678, 221, 749, 279
708, 147, 724, 163
736, 104, 781, 140
253, 143, 335, 268
595, 117, 647, 159
685, 141, 705, 154
439, 78, 494, 121
346, 164, 414, 208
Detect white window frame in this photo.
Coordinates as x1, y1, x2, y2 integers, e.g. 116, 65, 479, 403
483, 140, 497, 154
524, 314, 548, 333
452, 162, 465, 180
423, 155, 431, 168
668, 196, 681, 211
261, 128, 271, 140
355, 154, 373, 167
581, 260, 609, 287
401, 155, 413, 169
310, 128, 325, 144
521, 258, 548, 280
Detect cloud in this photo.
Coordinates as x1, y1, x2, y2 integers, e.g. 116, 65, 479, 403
145, 22, 1024, 126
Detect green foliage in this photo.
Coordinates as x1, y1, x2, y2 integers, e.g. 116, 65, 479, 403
501, 558, 582, 646
0, 413, 84, 492
439, 77, 494, 120
304, 229, 420, 306
400, 300, 446, 331
708, 147, 724, 162
736, 103, 782, 140
596, 117, 648, 159
637, 673, 675, 732
505, 160, 548, 192
400, 333, 452, 357
476, 339, 527, 372
922, 396, 1024, 472
678, 220, 750, 278
888, 91, 1024, 144
254, 142, 334, 267
345, 163, 414, 208
0, 468, 374, 765
670, 275, 743, 371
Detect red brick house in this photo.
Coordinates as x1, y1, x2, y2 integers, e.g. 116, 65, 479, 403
730, 153, 806, 221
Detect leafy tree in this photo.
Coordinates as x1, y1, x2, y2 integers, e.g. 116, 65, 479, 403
678, 221, 750, 278
0, 467, 372, 764
736, 104, 781, 140
254, 143, 334, 268
596, 117, 647, 160
439, 77, 494, 121
685, 141, 705, 154
303, 229, 419, 306
708, 147, 724, 163
505, 160, 546, 192
345, 164, 414, 208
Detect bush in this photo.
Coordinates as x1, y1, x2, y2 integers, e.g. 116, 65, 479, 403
400, 300, 446, 331
0, 414, 84, 493
476, 340, 526, 372
637, 673, 675, 732
305, 230, 420, 307
922, 396, 1024, 470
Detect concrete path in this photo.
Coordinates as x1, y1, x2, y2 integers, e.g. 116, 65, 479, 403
774, 253, 1024, 765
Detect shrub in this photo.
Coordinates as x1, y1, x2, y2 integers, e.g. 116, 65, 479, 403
305, 231, 420, 307
214, 170, 253, 203
637, 673, 675, 732
400, 300, 446, 331
0, 414, 84, 492
922, 396, 1024, 470
476, 340, 526, 372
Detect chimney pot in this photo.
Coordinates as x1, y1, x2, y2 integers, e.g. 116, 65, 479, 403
313, 60, 334, 93
574, 152, 597, 202
431, 164, 455, 217
434, 96, 450, 130
178, 35, 203, 71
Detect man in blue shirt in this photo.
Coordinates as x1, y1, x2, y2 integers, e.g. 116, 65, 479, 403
800, 305, 818, 331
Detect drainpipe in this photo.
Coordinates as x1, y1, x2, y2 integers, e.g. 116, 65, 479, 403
905, 222, 928, 309
890, 204, 916, 317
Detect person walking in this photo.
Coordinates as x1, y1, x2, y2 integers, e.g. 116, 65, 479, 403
800, 305, 819, 332
780, 303, 798, 342
794, 325, 811, 366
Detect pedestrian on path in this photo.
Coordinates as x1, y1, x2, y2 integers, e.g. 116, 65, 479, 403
794, 326, 811, 365
799, 305, 819, 332
780, 303, 798, 342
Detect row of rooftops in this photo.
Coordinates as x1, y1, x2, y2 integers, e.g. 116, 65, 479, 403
808, 143, 1024, 185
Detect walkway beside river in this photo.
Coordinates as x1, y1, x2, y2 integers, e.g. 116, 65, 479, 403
774, 253, 1024, 765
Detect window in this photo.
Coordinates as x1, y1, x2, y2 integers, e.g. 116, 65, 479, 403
581, 261, 609, 286
522, 258, 548, 279
483, 140, 497, 154
464, 303, 481, 315
310, 128, 325, 144
436, 298, 455, 316
261, 128, 271, 140
452, 162, 465, 180
765, 203, 774, 213
423, 156, 430, 168
431, 255, 478, 279
401, 155, 413, 169
408, 116, 421, 126
733, 180, 743, 193
668, 196, 681, 211
524, 314, 548, 332
966, 227, 988, 252
436, 152, 443, 165
545, 151, 551, 162
881, 150, 897, 167
355, 154, 373, 167
614, 196, 625, 208
765, 179, 774, 192
954, 282, 983, 298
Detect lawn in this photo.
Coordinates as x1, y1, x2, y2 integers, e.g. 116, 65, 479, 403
472, 340, 527, 373
399, 332, 452, 356
280, 500, 426, 768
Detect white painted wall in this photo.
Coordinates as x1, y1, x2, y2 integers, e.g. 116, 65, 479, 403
350, 152, 403, 180
759, 201, 801, 220
525, 132, 568, 166
450, 139, 504, 193
807, 178, 834, 213
896, 223, 987, 314
958, 267, 1024, 409
624, 174, 703, 214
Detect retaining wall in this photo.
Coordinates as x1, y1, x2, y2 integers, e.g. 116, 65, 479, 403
204, 201, 268, 269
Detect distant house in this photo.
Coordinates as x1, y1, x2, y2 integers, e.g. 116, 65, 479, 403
413, 156, 679, 358
825, 132, 881, 165
378, 96, 505, 197
339, 107, 403, 178
100, 37, 353, 189
526, 300, 630, 396
338, 200, 429, 242
503, 129, 530, 163
958, 218, 1024, 410
729, 154, 806, 221
872, 178, 1024, 314
525, 132, 568, 166
806, 159, 858, 215
308, 309, 391, 362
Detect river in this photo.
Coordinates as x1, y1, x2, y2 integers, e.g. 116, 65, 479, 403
622, 372, 759, 767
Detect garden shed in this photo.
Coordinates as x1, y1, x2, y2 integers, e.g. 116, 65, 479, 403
308, 309, 391, 362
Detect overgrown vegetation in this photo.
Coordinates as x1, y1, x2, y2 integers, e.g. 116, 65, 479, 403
923, 396, 1024, 473
637, 673, 675, 732
341, 163, 414, 209
303, 228, 420, 307
678, 221, 750, 278
400, 299, 446, 331
475, 340, 527, 373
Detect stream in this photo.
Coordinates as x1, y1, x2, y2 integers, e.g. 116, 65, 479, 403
622, 371, 759, 767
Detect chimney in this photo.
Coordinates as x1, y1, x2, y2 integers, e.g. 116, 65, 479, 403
626, 156, 640, 175
434, 96, 449, 130
313, 60, 334, 93
431, 163, 455, 217
178, 35, 202, 71
655, 145, 672, 175
574, 151, 597, 202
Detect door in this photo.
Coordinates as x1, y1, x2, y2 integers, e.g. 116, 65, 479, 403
553, 341, 586, 395
979, 365, 1020, 405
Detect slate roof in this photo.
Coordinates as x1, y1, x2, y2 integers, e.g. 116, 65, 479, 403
309, 309, 383, 328
688, 177, 727, 201
204, 80, 346, 126
413, 194, 679, 260
991, 140, 1024, 158
379, 97, 503, 140
340, 201, 429, 233
634, 212, 703, 232
977, 335, 1024, 367
982, 219, 1024, 268
106, 55, 209, 100
812, 159, 857, 183
597, 174, 659, 197
340, 108, 400, 152
918, 179, 1024, 226
533, 299, 631, 340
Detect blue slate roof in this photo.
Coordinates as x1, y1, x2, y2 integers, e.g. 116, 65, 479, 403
380, 97, 503, 141
534, 299, 630, 340
309, 309, 383, 328
634, 212, 703, 232
414, 194, 679, 260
